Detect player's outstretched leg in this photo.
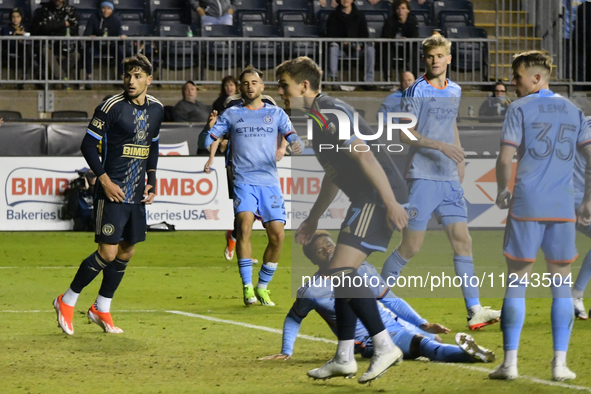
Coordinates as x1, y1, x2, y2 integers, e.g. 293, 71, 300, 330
454, 333, 496, 363
53, 251, 111, 335
573, 249, 591, 319
87, 257, 128, 333
550, 274, 576, 381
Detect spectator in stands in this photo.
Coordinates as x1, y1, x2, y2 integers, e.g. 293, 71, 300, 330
574, 0, 591, 88
32, 0, 80, 89
83, 2, 126, 90
1, 8, 30, 89
1, 7, 28, 36
212, 75, 239, 114
478, 81, 510, 119
377, 70, 415, 123
173, 81, 209, 122
381, 0, 419, 81
326, 0, 376, 90
188, 0, 235, 27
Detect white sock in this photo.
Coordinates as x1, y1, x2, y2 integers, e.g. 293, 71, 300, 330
334, 339, 355, 364
468, 304, 482, 318
95, 295, 112, 313
257, 283, 268, 290
553, 351, 567, 366
504, 350, 518, 367
229, 232, 236, 241
61, 288, 79, 307
372, 329, 394, 354
572, 288, 584, 299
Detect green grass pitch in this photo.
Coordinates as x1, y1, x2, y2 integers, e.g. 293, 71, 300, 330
1, 230, 591, 393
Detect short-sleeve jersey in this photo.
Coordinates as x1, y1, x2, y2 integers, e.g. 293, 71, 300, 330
401, 75, 462, 181
208, 102, 294, 187
86, 93, 164, 204
310, 93, 408, 204
501, 90, 591, 221
573, 116, 591, 193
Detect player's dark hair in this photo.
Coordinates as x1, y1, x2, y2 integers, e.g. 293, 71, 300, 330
239, 66, 263, 82
122, 54, 153, 76
512, 50, 552, 75
276, 57, 323, 92
302, 230, 332, 264
220, 75, 238, 96
392, 0, 410, 12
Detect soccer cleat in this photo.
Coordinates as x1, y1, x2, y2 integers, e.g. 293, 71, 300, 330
224, 230, 236, 261
255, 287, 275, 306
489, 364, 518, 380
574, 297, 588, 320
468, 306, 501, 330
53, 295, 74, 335
251, 258, 259, 265
552, 361, 576, 381
307, 358, 357, 380
243, 284, 257, 306
455, 332, 495, 363
87, 304, 124, 334
358, 345, 403, 384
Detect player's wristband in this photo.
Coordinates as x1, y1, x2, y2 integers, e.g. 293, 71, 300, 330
147, 171, 156, 194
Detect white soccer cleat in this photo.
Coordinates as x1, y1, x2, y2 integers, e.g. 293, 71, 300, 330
552, 361, 577, 381
307, 358, 357, 380
574, 298, 588, 320
455, 333, 495, 363
489, 364, 518, 380
358, 345, 403, 384
468, 306, 501, 330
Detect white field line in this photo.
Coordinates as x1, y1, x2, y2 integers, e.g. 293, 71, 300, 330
0, 310, 158, 313
166, 310, 591, 392
0, 267, 290, 269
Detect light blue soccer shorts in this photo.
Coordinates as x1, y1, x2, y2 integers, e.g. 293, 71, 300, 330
503, 217, 578, 263
406, 179, 467, 231
233, 184, 286, 224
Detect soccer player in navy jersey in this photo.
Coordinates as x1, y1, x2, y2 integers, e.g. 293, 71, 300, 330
53, 54, 164, 335
492, 51, 591, 381
203, 67, 303, 307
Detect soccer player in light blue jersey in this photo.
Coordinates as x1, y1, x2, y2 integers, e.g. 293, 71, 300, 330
260, 231, 495, 365
377, 71, 415, 124
203, 67, 303, 307
381, 33, 501, 330
572, 116, 591, 320
493, 51, 591, 382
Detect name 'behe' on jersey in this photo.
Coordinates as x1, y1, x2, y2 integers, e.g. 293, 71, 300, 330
209, 102, 294, 187
402, 75, 462, 181
501, 90, 591, 221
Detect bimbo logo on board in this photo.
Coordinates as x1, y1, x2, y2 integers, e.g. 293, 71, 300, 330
302, 107, 418, 152
154, 168, 218, 205
6, 168, 74, 206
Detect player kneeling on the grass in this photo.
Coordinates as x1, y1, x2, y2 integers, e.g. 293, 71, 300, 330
53, 54, 163, 335
203, 66, 303, 307
493, 50, 591, 382
261, 231, 495, 367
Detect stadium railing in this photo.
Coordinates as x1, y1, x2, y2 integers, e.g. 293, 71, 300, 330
0, 36, 496, 90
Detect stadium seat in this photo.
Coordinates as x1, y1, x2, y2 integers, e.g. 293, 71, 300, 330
112, 0, 148, 23
234, 0, 269, 25
317, 10, 331, 36
69, 0, 98, 9
418, 26, 438, 38
237, 13, 267, 30
446, 26, 488, 78
149, 0, 189, 25
367, 21, 383, 39
409, 0, 432, 26
120, 21, 153, 36
28, 0, 43, 21
270, 0, 309, 25
432, 0, 473, 27
158, 23, 196, 69
52, 110, 89, 119
120, 22, 154, 57
201, 24, 239, 70
440, 13, 472, 30
358, 0, 391, 19
241, 24, 280, 70
282, 23, 319, 58
115, 10, 145, 22
0, 110, 22, 120
311, 0, 334, 23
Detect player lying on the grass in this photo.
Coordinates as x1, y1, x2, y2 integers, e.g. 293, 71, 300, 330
572, 116, 591, 320
52, 54, 163, 335
381, 32, 501, 331
493, 51, 591, 382
261, 231, 495, 366
203, 66, 303, 307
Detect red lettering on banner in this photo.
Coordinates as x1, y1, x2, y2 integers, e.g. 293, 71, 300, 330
56, 178, 69, 195
196, 179, 212, 195
307, 178, 320, 194
161, 179, 178, 195
181, 179, 193, 195
28, 178, 32, 195
13, 178, 26, 195
287, 177, 304, 195
35, 178, 52, 195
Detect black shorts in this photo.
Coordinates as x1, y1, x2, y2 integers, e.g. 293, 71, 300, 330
337, 198, 393, 256
94, 198, 146, 245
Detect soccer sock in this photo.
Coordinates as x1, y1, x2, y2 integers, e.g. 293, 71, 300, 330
334, 339, 355, 364
95, 295, 112, 313
334, 297, 357, 341
231, 229, 237, 239
501, 281, 527, 364
238, 258, 253, 286
371, 329, 395, 354
61, 287, 80, 307
554, 350, 567, 366
257, 262, 278, 290
381, 249, 408, 284
419, 337, 473, 363
98, 257, 129, 299
551, 281, 574, 353
574, 249, 591, 296
453, 255, 480, 310
70, 251, 110, 294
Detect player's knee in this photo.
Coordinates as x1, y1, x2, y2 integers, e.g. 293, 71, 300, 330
267, 229, 284, 247
452, 235, 472, 256
399, 242, 421, 259
97, 247, 117, 262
